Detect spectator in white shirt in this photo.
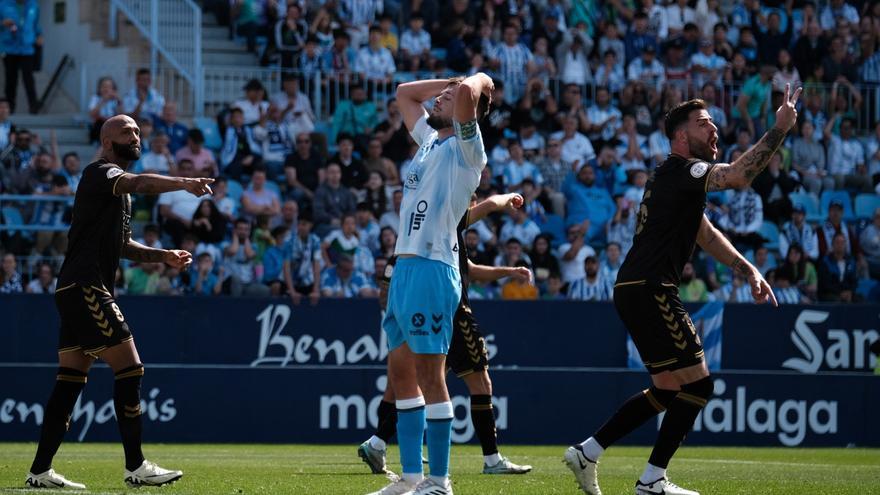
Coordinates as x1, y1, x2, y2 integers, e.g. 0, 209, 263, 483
270, 73, 316, 136
595, 50, 626, 93
624, 169, 648, 205
666, 0, 696, 36
551, 115, 596, 167
234, 79, 270, 126
824, 117, 872, 192
158, 159, 209, 245
643, 0, 669, 38
649, 115, 671, 167
503, 141, 543, 191
820, 0, 859, 32
586, 86, 622, 144
690, 38, 725, 89
139, 132, 174, 175
615, 113, 649, 171
557, 29, 592, 87
500, 208, 541, 249
399, 13, 432, 71
557, 223, 596, 284
491, 23, 536, 103
865, 122, 880, 183
598, 23, 626, 69
356, 25, 396, 84
780, 204, 820, 261
26, 263, 56, 294
721, 184, 764, 251
567, 256, 614, 301
122, 68, 166, 121
627, 45, 666, 91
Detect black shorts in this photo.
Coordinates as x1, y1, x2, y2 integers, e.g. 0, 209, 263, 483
55, 283, 132, 357
613, 281, 704, 374
446, 301, 489, 377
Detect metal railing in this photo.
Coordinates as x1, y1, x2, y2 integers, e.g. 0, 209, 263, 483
108, 0, 203, 115
79, 64, 196, 117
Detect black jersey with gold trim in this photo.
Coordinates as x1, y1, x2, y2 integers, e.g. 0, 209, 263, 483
616, 154, 715, 286
58, 159, 132, 291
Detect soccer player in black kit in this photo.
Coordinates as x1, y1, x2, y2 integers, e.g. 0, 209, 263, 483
565, 84, 801, 495
25, 115, 214, 490
359, 193, 533, 477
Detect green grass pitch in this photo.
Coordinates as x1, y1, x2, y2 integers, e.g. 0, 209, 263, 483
0, 443, 878, 494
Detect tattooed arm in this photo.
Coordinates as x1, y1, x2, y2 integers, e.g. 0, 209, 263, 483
707, 84, 802, 192
123, 239, 193, 269
114, 173, 214, 196
696, 215, 777, 306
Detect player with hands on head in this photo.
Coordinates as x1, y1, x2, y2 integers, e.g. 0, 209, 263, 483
360, 193, 532, 482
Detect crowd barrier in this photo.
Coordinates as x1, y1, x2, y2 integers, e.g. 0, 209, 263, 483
1, 295, 877, 446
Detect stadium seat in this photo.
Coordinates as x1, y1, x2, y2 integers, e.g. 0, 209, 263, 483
539, 213, 566, 247
226, 179, 244, 201
1, 206, 25, 234
194, 117, 223, 151
854, 193, 880, 220
264, 180, 281, 197
758, 221, 779, 251
819, 190, 855, 221
788, 192, 820, 222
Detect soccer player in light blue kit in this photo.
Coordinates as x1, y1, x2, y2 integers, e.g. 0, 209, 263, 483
367, 73, 493, 495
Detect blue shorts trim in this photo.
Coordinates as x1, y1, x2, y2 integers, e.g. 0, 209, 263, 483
382, 257, 461, 355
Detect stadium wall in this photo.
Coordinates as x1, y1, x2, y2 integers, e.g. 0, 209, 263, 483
1, 296, 878, 447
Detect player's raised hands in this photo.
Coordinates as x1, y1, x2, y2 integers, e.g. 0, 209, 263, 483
773, 83, 802, 133
164, 249, 193, 269
184, 177, 214, 197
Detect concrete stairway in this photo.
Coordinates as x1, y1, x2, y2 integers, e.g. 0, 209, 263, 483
11, 114, 97, 164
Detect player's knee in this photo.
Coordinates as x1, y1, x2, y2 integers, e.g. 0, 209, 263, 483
677, 376, 714, 409
644, 386, 678, 412
114, 363, 144, 381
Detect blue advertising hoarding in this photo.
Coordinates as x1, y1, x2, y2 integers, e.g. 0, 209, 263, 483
1, 295, 877, 446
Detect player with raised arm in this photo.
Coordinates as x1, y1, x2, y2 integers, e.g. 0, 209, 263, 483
359, 193, 533, 478
25, 115, 213, 490
366, 74, 492, 495
564, 84, 801, 495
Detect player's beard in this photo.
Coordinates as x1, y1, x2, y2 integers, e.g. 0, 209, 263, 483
426, 114, 453, 130
112, 141, 141, 162
688, 138, 715, 162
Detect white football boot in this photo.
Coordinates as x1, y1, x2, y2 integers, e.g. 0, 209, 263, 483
563, 446, 602, 495
635, 477, 700, 495
411, 477, 453, 495
124, 460, 183, 487
25, 469, 86, 490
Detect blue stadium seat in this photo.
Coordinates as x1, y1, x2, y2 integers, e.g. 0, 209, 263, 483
264, 180, 281, 197
854, 193, 880, 220
788, 192, 820, 222
539, 213, 566, 247
226, 179, 244, 201
1, 206, 25, 235
820, 190, 855, 221
430, 48, 447, 60
194, 117, 223, 151
758, 221, 779, 251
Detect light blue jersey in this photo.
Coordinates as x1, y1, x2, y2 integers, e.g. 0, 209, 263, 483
384, 113, 486, 355
395, 115, 487, 270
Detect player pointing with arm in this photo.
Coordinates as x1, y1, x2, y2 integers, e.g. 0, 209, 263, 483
26, 114, 212, 490
367, 75, 492, 495
565, 85, 800, 495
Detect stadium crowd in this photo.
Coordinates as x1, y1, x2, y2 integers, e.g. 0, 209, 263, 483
2, 0, 880, 304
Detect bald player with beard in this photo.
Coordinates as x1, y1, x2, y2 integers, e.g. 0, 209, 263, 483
25, 115, 213, 490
